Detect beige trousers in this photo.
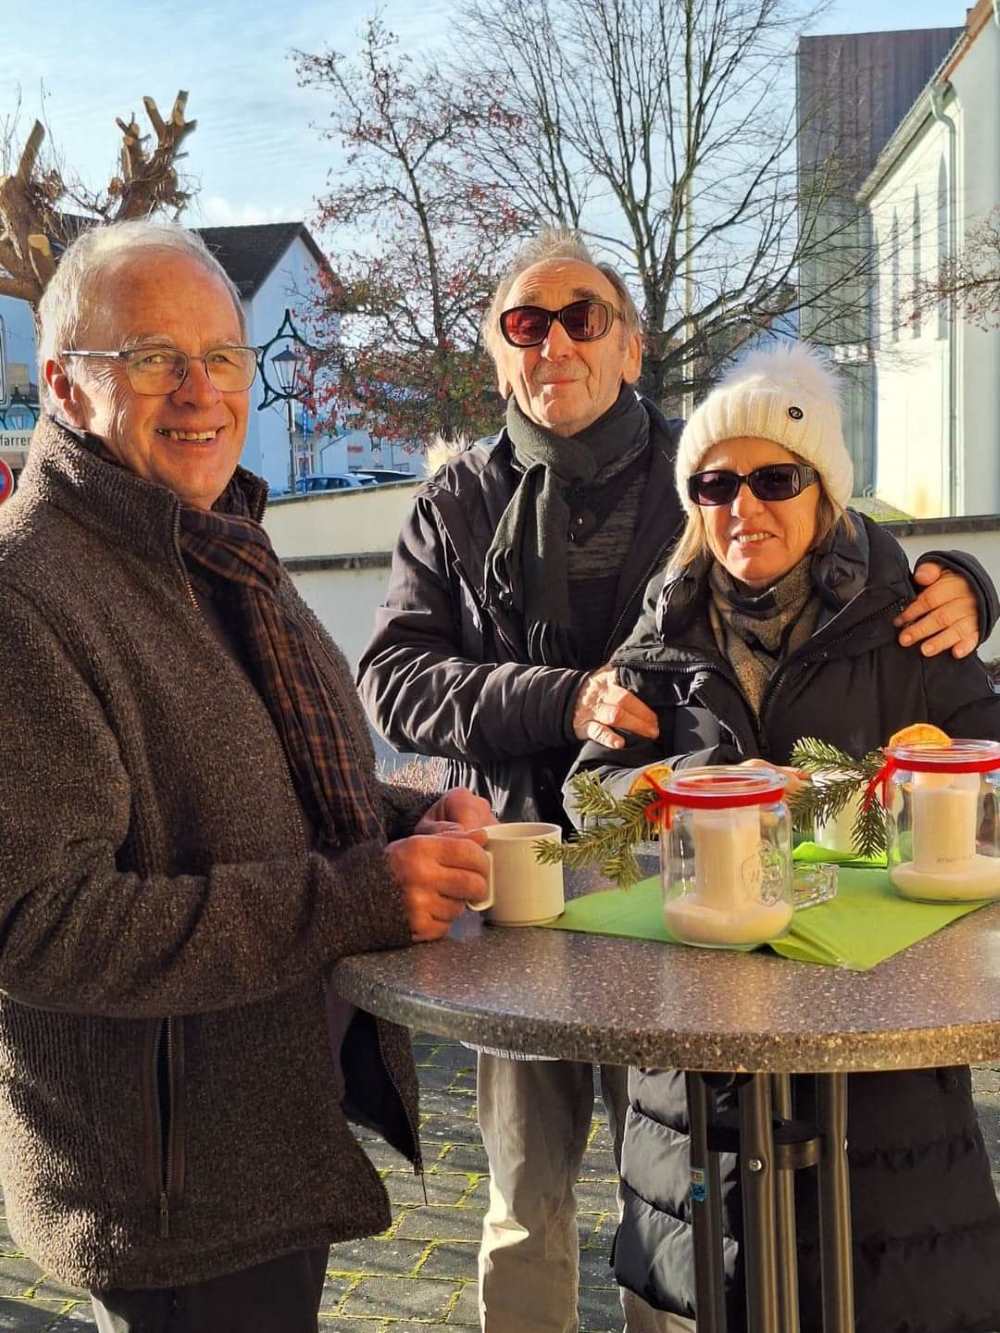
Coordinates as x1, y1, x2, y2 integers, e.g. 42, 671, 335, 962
476, 1053, 693, 1333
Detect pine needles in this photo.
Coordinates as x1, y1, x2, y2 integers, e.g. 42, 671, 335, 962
786, 737, 888, 858
534, 771, 658, 890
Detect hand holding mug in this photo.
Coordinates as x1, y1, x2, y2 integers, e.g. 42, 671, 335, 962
387, 832, 491, 943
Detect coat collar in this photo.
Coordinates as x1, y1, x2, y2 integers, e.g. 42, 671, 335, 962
18, 415, 269, 565
619, 511, 912, 671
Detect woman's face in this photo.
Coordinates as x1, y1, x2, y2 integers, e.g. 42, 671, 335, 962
697, 436, 822, 587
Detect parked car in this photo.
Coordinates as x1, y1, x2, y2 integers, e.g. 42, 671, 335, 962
351, 468, 416, 484
295, 473, 376, 493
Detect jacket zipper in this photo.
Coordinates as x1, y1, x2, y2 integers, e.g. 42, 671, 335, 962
151, 1017, 180, 1239
601, 543, 673, 661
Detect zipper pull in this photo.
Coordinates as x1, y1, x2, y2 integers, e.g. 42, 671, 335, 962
159, 1191, 170, 1240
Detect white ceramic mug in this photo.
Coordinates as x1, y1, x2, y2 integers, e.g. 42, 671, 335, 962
469, 822, 565, 925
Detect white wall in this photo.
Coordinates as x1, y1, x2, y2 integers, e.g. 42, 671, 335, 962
867, 15, 1000, 519
869, 118, 954, 517
951, 19, 1000, 516
265, 489, 1000, 675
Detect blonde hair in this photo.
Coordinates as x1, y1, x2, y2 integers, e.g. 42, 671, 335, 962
665, 477, 849, 581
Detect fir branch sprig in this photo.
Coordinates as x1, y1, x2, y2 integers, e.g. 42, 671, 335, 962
534, 770, 658, 890
786, 737, 888, 858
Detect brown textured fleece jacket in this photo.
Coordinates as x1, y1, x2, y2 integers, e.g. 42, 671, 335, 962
0, 417, 430, 1290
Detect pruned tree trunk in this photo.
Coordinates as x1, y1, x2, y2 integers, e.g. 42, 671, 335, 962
0, 91, 197, 308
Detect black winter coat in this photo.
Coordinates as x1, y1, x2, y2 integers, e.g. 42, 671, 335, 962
357, 402, 685, 826
572, 515, 1000, 1333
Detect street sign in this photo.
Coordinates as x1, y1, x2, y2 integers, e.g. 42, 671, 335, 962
0, 458, 14, 505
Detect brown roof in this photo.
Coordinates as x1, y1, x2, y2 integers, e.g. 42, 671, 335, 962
194, 222, 332, 298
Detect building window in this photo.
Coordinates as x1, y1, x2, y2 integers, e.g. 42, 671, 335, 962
890, 211, 901, 343
912, 187, 922, 339
937, 155, 949, 340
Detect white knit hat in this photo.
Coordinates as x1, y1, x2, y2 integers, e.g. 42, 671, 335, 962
676, 341, 854, 513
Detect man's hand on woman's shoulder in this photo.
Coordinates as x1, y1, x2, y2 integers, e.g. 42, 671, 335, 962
895, 562, 979, 660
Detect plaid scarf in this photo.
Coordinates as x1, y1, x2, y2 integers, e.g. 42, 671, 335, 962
178, 504, 383, 849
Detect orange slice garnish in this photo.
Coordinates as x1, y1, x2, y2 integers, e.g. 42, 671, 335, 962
887, 723, 950, 749
628, 763, 672, 796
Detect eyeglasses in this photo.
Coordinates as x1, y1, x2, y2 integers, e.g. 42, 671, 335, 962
687, 463, 820, 507
60, 345, 259, 396
498, 298, 623, 348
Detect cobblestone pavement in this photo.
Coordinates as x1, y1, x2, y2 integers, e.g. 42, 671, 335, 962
0, 1044, 998, 1331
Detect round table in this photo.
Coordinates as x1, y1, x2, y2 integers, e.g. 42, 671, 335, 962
333, 869, 1000, 1333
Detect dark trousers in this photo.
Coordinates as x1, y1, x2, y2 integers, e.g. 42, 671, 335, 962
90, 1246, 330, 1333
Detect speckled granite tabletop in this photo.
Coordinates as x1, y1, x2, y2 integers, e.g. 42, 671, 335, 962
332, 867, 1000, 1073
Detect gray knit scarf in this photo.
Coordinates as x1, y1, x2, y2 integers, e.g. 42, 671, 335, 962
483, 387, 649, 665
708, 558, 819, 716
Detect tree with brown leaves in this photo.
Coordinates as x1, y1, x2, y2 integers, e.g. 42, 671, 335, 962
0, 91, 196, 308
911, 207, 1000, 332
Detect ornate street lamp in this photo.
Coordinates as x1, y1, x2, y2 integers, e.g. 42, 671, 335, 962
257, 309, 319, 492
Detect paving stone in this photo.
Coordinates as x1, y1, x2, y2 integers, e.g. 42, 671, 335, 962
395, 1207, 484, 1244
319, 1276, 359, 1311
340, 1275, 459, 1321
445, 1281, 479, 1326
42, 1307, 97, 1330
326, 1236, 429, 1279
434, 1144, 488, 1173
0, 1299, 64, 1331
415, 1241, 478, 1283
386, 1172, 475, 1209
417, 1115, 484, 1146
579, 1280, 625, 1330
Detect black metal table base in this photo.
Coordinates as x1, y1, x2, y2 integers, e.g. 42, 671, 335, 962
686, 1071, 855, 1333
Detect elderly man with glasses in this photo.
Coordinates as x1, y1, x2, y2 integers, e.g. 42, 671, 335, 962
0, 219, 494, 1333
357, 227, 997, 1333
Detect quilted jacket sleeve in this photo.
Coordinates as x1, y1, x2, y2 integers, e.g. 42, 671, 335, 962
357, 492, 586, 763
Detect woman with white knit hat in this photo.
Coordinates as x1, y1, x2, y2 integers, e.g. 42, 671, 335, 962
565, 341, 1000, 1331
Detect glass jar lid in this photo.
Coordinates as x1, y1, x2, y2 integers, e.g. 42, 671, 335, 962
664, 766, 786, 809
885, 739, 1000, 774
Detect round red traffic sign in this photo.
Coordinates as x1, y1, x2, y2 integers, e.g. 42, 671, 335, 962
0, 459, 14, 505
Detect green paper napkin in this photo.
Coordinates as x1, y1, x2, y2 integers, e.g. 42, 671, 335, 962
541, 867, 989, 970
793, 840, 886, 869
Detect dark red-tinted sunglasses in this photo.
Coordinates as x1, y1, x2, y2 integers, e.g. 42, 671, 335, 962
499, 298, 622, 348
687, 463, 820, 507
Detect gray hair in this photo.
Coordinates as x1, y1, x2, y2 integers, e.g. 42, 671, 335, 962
483, 226, 642, 363
37, 220, 245, 406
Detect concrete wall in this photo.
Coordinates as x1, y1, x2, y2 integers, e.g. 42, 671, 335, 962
265, 489, 1000, 670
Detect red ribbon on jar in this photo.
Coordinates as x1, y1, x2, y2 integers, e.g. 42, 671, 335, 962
863, 740, 1000, 812
643, 769, 786, 831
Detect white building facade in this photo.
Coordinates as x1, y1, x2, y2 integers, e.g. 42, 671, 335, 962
0, 220, 420, 498
858, 0, 1000, 518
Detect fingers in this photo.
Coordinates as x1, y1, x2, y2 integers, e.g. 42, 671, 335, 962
573, 669, 659, 744
434, 788, 496, 830
388, 835, 492, 942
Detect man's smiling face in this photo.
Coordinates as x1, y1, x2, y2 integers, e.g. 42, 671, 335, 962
494, 259, 642, 437
51, 248, 250, 510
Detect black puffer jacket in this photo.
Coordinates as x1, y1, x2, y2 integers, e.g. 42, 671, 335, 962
357, 402, 685, 827
571, 514, 1000, 1333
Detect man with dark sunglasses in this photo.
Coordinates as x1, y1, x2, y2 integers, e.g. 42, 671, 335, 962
358, 227, 995, 1333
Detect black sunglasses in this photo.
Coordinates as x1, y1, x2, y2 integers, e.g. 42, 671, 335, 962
499, 298, 622, 347
687, 463, 820, 507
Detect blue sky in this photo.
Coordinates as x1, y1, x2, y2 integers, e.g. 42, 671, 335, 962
0, 0, 966, 237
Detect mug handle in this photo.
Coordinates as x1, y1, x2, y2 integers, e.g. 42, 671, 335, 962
468, 848, 494, 912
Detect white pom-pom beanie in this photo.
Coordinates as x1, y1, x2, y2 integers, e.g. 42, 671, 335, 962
676, 342, 854, 514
